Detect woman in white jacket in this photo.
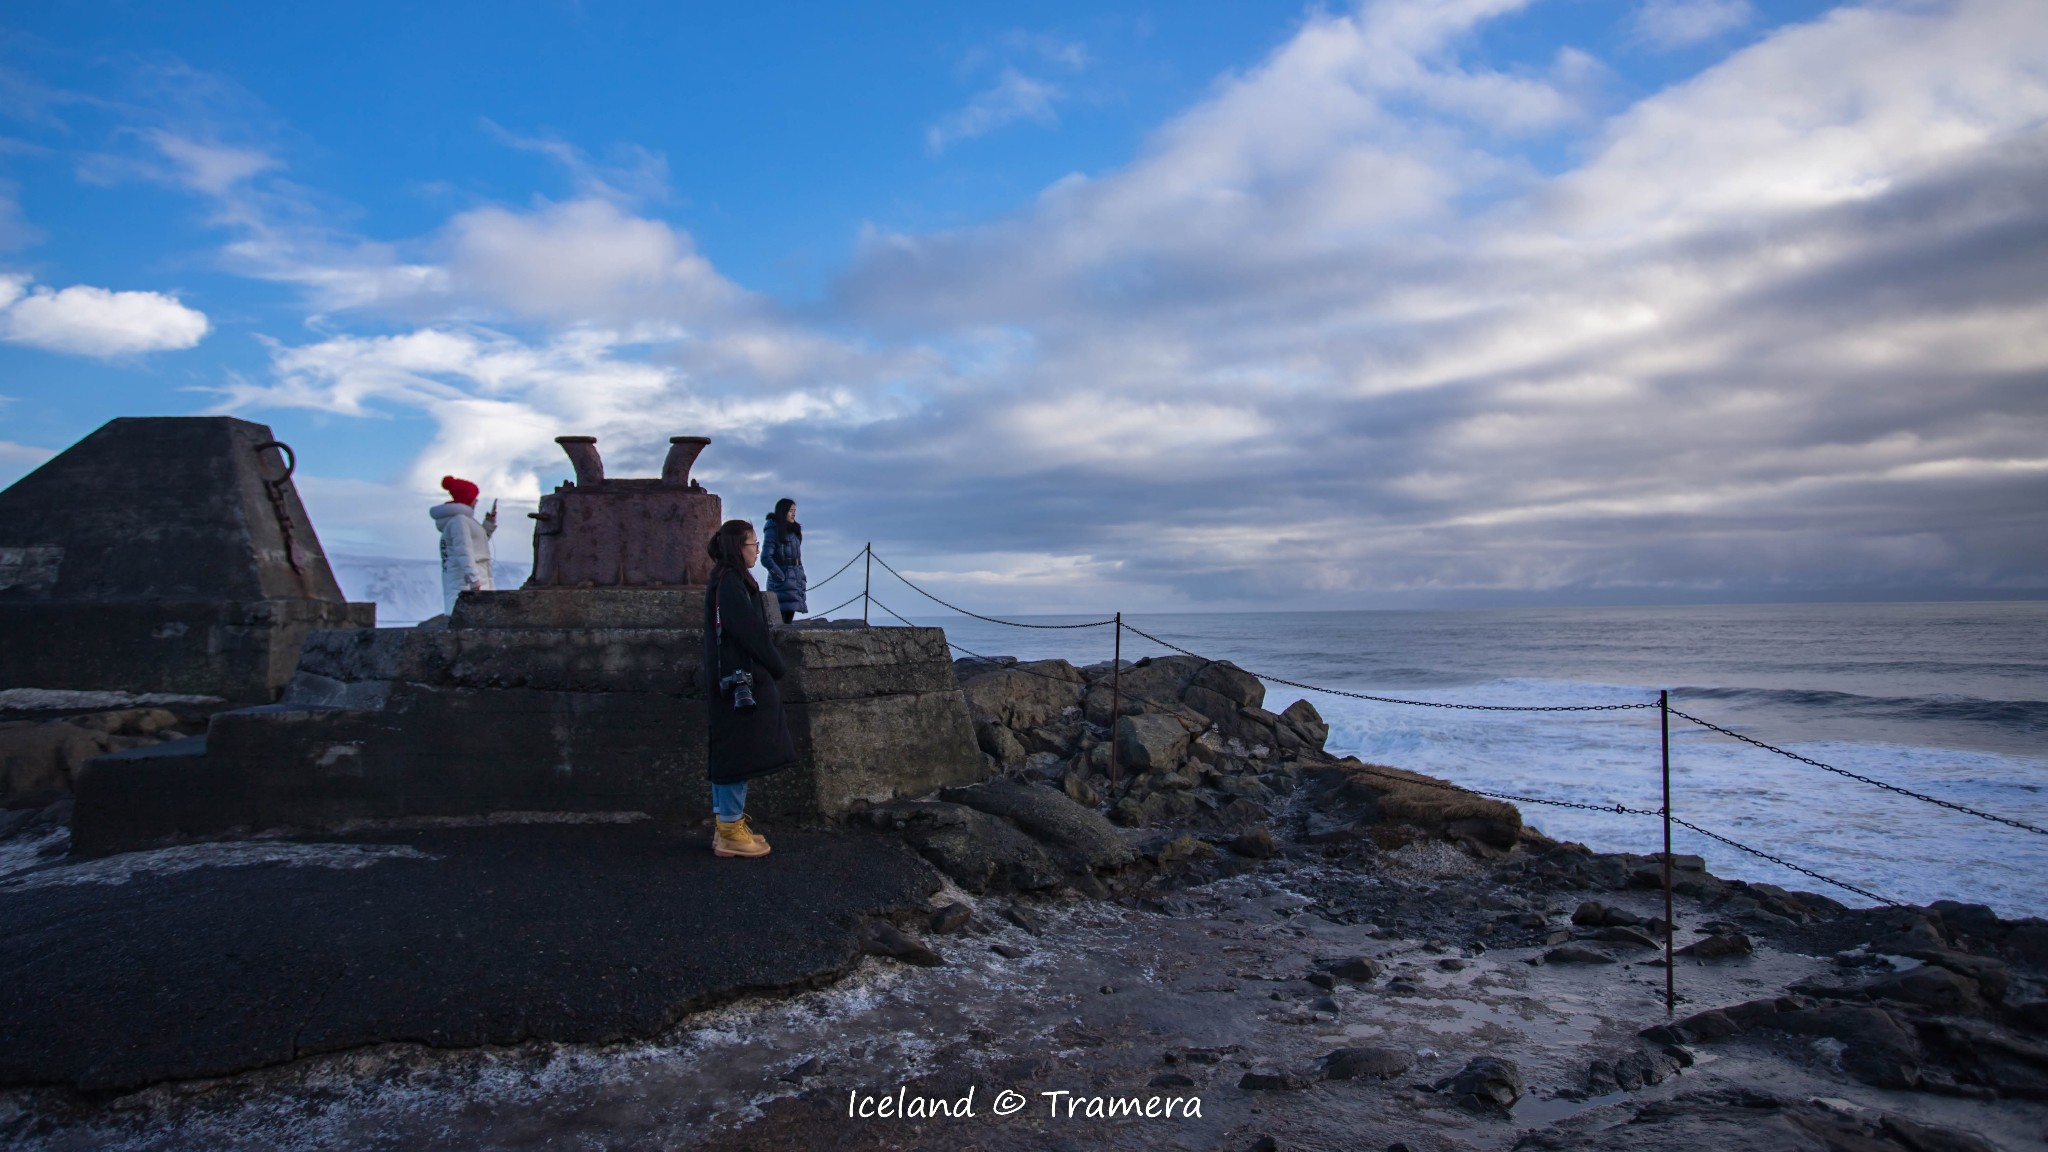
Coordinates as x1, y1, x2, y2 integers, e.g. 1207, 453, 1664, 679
432, 475, 496, 615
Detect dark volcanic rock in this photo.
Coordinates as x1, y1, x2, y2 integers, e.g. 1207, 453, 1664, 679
1773, 1005, 1922, 1089
1590, 925, 1660, 948
867, 800, 1063, 893
1677, 932, 1754, 961
0, 823, 939, 1091
1325, 956, 1384, 982
1433, 1056, 1523, 1113
1321, 1046, 1413, 1080
1544, 945, 1616, 965
928, 902, 972, 934
1865, 964, 1986, 1015
937, 779, 1138, 873
860, 922, 944, 967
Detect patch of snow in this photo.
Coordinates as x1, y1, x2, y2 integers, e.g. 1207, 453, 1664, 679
0, 841, 438, 890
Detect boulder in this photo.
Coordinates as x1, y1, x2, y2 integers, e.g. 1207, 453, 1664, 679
1321, 1046, 1411, 1080
1773, 1005, 1921, 1088
1925, 899, 2000, 941
1904, 948, 2009, 1003
1154, 834, 1213, 867
1189, 661, 1265, 710
1179, 685, 1244, 725
957, 660, 1084, 731
1590, 926, 1661, 949
1116, 713, 1194, 773
1677, 933, 1754, 961
1433, 1056, 1523, 1112
1062, 768, 1100, 807
860, 922, 945, 967
1230, 827, 1276, 858
1325, 957, 1383, 982
974, 720, 1026, 767
1277, 699, 1328, 747
938, 780, 1138, 874
866, 801, 1064, 893
1113, 656, 1209, 707
1865, 964, 1986, 1016
1341, 762, 1521, 839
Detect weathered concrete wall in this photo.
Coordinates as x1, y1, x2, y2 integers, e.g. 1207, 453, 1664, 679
73, 622, 985, 853
0, 417, 371, 701
0, 599, 375, 702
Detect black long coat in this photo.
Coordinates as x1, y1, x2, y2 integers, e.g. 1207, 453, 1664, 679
701, 567, 798, 785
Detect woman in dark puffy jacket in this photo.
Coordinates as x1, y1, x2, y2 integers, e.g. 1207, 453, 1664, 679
701, 519, 796, 858
761, 498, 807, 621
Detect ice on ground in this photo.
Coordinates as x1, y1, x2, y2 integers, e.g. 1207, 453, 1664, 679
0, 841, 437, 889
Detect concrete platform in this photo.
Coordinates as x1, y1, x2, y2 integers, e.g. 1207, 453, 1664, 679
72, 617, 987, 853
0, 822, 941, 1091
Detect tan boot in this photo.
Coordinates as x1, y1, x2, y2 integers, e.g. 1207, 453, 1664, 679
713, 815, 771, 858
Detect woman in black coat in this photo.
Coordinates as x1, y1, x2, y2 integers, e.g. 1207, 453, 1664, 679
701, 518, 797, 858
761, 498, 807, 621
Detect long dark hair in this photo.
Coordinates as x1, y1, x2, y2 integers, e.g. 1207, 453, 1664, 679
706, 519, 759, 590
771, 497, 801, 538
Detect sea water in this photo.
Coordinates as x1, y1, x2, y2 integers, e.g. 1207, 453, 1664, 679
912, 601, 2048, 919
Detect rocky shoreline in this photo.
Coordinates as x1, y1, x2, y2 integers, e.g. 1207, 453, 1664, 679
1, 652, 2044, 1149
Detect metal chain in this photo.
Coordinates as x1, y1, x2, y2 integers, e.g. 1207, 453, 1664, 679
869, 552, 1116, 629
809, 589, 868, 620
1118, 622, 1659, 713
1669, 708, 2048, 838
804, 548, 866, 593
1666, 814, 1899, 906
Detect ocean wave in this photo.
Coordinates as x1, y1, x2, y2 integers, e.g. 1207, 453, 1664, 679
1675, 686, 2048, 734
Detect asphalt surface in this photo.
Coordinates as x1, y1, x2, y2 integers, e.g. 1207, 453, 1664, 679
0, 823, 940, 1092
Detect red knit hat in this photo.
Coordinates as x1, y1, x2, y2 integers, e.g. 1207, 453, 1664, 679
441, 476, 480, 506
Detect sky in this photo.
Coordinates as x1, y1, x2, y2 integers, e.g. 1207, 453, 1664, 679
1, 0, 2044, 613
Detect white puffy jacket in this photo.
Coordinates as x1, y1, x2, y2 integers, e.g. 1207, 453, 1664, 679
431, 502, 494, 614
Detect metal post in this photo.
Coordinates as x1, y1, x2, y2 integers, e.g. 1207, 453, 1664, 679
1108, 613, 1123, 793
1662, 688, 1675, 1015
863, 543, 872, 626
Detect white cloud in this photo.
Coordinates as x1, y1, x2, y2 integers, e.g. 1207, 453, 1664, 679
0, 274, 208, 357
927, 68, 1065, 154
1633, 0, 1755, 49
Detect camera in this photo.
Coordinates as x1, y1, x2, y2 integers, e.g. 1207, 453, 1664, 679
719, 669, 758, 713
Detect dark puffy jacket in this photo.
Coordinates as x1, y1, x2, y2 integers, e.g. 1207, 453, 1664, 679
701, 567, 797, 785
761, 517, 807, 616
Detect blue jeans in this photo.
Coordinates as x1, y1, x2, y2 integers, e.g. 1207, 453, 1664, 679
712, 782, 748, 822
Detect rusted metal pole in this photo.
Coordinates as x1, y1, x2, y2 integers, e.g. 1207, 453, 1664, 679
863, 543, 872, 626
1108, 613, 1123, 793
1662, 688, 1675, 1015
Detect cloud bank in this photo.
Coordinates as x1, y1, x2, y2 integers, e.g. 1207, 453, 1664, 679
154, 0, 2048, 607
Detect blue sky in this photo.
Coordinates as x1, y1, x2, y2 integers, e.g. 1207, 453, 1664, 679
2, 0, 2043, 611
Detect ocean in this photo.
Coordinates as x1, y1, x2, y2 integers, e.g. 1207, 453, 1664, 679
904, 601, 2048, 920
